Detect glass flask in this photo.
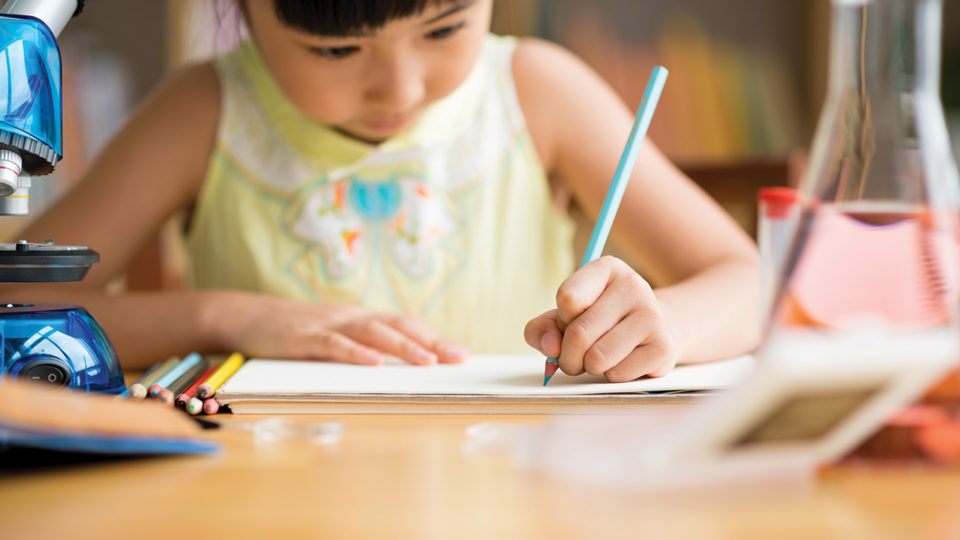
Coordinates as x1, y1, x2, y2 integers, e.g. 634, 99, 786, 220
760, 0, 960, 370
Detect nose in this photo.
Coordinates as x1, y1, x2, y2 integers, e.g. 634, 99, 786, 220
365, 50, 425, 113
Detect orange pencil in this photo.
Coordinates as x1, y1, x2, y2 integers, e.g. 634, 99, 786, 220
197, 353, 244, 399
176, 364, 217, 408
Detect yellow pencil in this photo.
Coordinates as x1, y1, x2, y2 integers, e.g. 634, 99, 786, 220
196, 353, 244, 399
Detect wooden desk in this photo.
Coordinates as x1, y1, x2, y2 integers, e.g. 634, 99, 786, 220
2, 410, 960, 539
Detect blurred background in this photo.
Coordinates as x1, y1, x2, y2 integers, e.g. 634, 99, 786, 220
1, 0, 958, 284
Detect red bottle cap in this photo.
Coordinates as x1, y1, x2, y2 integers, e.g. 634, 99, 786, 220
758, 187, 800, 219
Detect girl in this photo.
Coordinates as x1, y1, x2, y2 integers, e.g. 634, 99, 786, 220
6, 0, 759, 381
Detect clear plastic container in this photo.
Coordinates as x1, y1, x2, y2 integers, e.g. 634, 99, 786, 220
760, 0, 960, 370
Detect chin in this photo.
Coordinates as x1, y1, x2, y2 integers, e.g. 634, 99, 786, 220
340, 129, 389, 145
340, 121, 412, 144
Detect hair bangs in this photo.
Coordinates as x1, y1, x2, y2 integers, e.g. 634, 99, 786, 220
273, 0, 452, 36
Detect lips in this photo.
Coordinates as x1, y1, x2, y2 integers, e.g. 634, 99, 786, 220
364, 115, 412, 133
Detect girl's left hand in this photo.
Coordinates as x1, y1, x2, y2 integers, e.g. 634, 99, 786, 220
523, 256, 681, 382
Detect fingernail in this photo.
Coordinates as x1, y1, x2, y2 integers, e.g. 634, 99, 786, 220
540, 333, 559, 357
444, 345, 468, 359
417, 350, 437, 364
365, 352, 383, 365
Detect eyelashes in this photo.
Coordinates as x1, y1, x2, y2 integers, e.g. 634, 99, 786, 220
307, 20, 468, 60
308, 46, 360, 59
425, 20, 467, 40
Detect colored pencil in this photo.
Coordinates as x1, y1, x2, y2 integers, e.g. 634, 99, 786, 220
543, 66, 669, 386
119, 361, 161, 399
126, 358, 179, 399
176, 364, 218, 408
202, 398, 220, 415
186, 397, 204, 416
197, 352, 244, 399
157, 389, 176, 406
158, 358, 208, 406
147, 353, 203, 398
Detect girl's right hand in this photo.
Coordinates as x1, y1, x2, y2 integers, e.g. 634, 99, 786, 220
208, 291, 467, 366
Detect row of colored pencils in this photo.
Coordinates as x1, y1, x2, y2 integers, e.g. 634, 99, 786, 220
119, 353, 245, 415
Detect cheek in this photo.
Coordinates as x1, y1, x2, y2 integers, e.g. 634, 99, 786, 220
285, 79, 356, 124
292, 87, 356, 125
253, 35, 357, 125
424, 40, 485, 103
269, 62, 358, 124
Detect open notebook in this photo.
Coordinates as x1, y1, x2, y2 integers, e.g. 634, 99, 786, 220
217, 354, 755, 414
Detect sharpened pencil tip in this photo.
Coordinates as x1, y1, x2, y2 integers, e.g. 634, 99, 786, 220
543, 357, 559, 386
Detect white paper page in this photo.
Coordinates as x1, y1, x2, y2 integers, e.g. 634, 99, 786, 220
217, 354, 755, 397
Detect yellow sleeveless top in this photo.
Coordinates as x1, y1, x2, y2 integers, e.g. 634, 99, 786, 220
186, 35, 575, 353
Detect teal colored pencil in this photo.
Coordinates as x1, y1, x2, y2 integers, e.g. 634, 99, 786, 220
158, 357, 208, 406
147, 353, 203, 397
544, 66, 669, 386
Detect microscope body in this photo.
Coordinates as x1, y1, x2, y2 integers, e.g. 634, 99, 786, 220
0, 0, 124, 394
0, 13, 62, 173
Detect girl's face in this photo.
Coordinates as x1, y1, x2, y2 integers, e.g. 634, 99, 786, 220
245, 0, 492, 143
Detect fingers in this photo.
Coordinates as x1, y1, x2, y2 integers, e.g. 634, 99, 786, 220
312, 331, 385, 366
549, 256, 682, 380
603, 335, 678, 383
579, 310, 655, 375
387, 316, 467, 364
558, 271, 652, 376
238, 299, 466, 367
344, 319, 440, 365
524, 309, 562, 358
554, 256, 620, 330
557, 283, 638, 375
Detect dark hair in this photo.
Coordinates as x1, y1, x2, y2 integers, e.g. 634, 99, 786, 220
272, 0, 453, 36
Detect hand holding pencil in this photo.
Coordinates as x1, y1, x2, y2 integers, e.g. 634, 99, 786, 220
525, 66, 672, 385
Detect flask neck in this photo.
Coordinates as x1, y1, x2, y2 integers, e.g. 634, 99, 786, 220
828, 0, 942, 96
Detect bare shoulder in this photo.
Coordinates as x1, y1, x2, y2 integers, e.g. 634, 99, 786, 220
133, 62, 220, 146
512, 38, 628, 172
13, 62, 224, 286
149, 61, 220, 110
512, 37, 591, 93
112, 61, 221, 201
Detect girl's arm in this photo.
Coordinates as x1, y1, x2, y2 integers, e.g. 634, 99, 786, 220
1, 63, 223, 368
3, 64, 461, 369
516, 39, 760, 381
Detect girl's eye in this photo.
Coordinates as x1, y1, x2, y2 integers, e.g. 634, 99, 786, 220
309, 46, 359, 59
425, 21, 466, 40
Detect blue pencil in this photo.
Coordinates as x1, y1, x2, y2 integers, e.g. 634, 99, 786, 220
147, 353, 203, 397
544, 66, 669, 386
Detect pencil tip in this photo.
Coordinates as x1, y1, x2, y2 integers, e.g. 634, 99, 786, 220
543, 358, 559, 386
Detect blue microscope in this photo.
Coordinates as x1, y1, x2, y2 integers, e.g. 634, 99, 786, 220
0, 0, 123, 394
